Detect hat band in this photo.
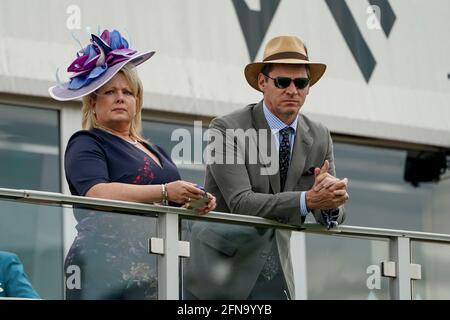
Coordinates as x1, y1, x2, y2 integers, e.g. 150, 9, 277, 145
263, 51, 308, 62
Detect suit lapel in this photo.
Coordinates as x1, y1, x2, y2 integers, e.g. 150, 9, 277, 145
252, 101, 280, 194
284, 115, 313, 191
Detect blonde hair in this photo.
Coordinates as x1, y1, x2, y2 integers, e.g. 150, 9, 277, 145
81, 64, 145, 142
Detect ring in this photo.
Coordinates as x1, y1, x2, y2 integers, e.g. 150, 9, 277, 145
187, 197, 191, 203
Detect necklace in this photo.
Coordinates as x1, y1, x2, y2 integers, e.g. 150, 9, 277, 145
98, 126, 139, 145
118, 135, 139, 145
127, 138, 139, 145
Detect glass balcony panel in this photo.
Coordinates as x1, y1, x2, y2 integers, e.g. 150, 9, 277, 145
0, 199, 159, 300
0, 199, 63, 299
411, 240, 450, 299
304, 233, 390, 299
180, 219, 291, 300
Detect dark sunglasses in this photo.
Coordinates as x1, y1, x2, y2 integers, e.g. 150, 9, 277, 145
263, 73, 310, 90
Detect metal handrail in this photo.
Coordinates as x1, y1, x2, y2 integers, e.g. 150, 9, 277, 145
1, 187, 450, 243
304, 223, 450, 243
0, 187, 301, 231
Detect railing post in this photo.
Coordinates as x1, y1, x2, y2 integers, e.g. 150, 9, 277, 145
157, 212, 179, 300
389, 237, 412, 300
291, 232, 308, 299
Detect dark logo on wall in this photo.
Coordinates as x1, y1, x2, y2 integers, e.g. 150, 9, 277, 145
233, 0, 396, 83
232, 0, 281, 62
326, 0, 396, 82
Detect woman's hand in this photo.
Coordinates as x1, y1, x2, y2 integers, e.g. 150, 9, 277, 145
165, 180, 205, 204
194, 192, 216, 215
182, 192, 216, 215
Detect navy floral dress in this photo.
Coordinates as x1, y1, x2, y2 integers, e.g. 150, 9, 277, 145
64, 128, 181, 299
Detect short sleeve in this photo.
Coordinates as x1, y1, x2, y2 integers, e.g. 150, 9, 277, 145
2, 252, 40, 298
64, 132, 110, 196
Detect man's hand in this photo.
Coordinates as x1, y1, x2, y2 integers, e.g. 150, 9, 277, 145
306, 160, 349, 210
313, 160, 339, 192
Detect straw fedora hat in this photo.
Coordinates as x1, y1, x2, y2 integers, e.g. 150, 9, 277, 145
244, 35, 326, 92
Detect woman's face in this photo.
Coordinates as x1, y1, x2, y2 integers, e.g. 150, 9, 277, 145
92, 72, 137, 131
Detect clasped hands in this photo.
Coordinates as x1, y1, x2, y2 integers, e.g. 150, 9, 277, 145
305, 160, 349, 210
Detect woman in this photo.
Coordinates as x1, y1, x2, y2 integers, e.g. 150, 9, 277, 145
49, 29, 215, 299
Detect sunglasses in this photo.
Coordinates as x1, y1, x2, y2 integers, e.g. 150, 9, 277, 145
263, 73, 310, 90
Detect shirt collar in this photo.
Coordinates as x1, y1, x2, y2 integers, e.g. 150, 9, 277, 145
262, 101, 298, 134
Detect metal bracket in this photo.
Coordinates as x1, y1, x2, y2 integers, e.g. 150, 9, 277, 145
149, 237, 164, 255
381, 261, 422, 280
410, 263, 422, 280
381, 261, 396, 277
178, 241, 190, 258
148, 237, 190, 257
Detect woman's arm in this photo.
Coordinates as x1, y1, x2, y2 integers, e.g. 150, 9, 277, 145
86, 180, 208, 205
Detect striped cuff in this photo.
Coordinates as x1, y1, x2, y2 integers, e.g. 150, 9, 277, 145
300, 191, 310, 216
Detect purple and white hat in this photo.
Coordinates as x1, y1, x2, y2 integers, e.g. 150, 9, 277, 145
49, 29, 154, 101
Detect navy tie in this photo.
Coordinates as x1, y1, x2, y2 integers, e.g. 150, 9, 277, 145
260, 127, 293, 282
279, 127, 293, 191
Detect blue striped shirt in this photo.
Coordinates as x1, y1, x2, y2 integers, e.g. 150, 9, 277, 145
263, 102, 310, 216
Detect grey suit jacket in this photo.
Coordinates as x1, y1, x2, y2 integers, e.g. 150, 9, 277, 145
184, 101, 345, 299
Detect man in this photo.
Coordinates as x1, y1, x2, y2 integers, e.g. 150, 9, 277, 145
184, 36, 349, 299
0, 251, 40, 299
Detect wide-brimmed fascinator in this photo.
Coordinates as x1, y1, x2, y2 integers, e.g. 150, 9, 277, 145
244, 35, 326, 92
49, 29, 154, 101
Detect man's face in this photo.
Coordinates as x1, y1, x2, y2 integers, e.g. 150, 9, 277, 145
258, 64, 310, 125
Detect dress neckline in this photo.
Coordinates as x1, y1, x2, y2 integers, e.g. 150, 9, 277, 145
94, 128, 164, 169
